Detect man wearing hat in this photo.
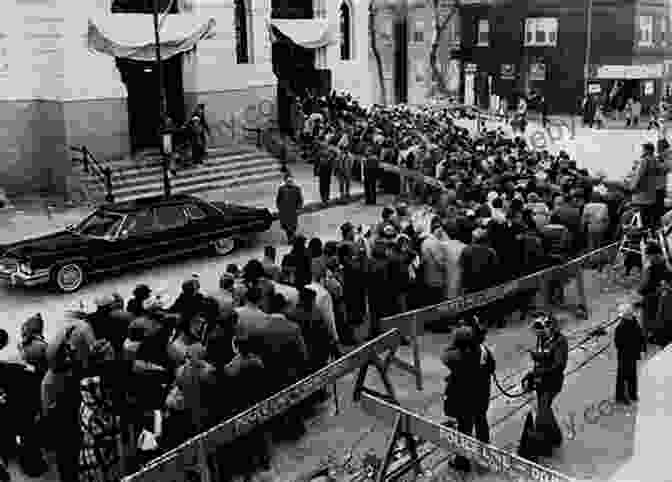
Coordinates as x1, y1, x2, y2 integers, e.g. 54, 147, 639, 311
614, 303, 646, 404
276, 174, 304, 243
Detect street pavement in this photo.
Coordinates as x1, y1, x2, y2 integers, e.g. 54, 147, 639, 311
0, 162, 365, 362
454, 114, 658, 181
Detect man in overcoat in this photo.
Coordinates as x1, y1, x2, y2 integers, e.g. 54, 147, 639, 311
276, 174, 304, 243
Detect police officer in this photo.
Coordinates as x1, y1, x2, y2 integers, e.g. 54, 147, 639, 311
528, 313, 568, 452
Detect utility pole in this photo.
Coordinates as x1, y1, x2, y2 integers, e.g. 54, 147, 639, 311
583, 0, 593, 95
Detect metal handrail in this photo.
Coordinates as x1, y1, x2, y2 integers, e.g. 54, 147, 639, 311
70, 145, 115, 203
243, 126, 263, 148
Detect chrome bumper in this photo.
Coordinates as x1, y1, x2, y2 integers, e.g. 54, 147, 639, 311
0, 269, 50, 287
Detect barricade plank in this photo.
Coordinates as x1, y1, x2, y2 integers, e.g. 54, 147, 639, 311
122, 329, 405, 482
379, 241, 618, 400
360, 393, 575, 482
384, 242, 618, 327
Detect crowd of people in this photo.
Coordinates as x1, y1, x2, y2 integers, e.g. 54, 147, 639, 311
0, 90, 667, 482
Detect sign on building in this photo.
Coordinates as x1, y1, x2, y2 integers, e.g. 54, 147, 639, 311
596, 64, 664, 79
501, 64, 515, 80
644, 80, 654, 96
465, 62, 477, 73
588, 83, 601, 94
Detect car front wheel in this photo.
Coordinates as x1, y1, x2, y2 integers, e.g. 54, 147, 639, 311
51, 262, 86, 293
212, 237, 236, 256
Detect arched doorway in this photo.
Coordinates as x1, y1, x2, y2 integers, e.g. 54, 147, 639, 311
271, 0, 317, 134
116, 55, 185, 152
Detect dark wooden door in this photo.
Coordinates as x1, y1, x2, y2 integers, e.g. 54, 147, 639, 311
116, 55, 184, 152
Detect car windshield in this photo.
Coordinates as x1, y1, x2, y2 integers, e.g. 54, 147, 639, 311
75, 210, 125, 237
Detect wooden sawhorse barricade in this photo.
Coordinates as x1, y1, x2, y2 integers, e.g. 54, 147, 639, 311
122, 328, 417, 482
360, 393, 576, 482
380, 241, 621, 395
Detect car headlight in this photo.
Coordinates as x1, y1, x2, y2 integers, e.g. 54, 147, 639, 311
19, 263, 32, 275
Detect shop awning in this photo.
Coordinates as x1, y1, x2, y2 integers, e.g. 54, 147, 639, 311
88, 14, 216, 61
268, 19, 336, 49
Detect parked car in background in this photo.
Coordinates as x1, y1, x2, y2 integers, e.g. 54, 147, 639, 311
0, 194, 274, 293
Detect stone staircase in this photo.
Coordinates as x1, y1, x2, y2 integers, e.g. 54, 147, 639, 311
77, 145, 285, 203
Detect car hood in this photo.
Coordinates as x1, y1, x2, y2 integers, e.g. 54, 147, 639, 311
1, 230, 90, 260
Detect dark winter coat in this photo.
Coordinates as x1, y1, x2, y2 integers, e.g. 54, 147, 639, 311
276, 183, 304, 232
614, 316, 646, 361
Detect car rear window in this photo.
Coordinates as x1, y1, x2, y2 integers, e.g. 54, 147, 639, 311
156, 206, 188, 229
78, 210, 125, 237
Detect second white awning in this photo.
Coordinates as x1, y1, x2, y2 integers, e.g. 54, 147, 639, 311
268, 18, 337, 49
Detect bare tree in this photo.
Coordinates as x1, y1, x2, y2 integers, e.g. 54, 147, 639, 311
369, 1, 388, 104
368, 0, 459, 103
428, 0, 461, 96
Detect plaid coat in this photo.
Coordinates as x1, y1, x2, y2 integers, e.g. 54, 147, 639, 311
78, 376, 122, 482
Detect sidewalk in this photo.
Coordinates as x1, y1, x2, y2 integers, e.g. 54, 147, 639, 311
0, 162, 364, 246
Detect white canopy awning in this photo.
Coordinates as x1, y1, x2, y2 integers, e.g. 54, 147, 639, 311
268, 18, 337, 49
88, 14, 216, 61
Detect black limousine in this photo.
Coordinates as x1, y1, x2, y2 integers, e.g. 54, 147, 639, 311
0, 194, 274, 293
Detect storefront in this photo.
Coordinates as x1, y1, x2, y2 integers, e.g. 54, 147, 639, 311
591, 63, 664, 111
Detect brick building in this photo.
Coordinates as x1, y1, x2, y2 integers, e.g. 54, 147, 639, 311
457, 0, 672, 114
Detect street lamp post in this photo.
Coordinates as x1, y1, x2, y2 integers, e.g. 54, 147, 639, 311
583, 0, 593, 95
152, 0, 171, 197
152, 0, 167, 137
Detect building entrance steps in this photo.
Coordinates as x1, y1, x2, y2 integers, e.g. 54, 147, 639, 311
0, 162, 364, 247
76, 145, 286, 203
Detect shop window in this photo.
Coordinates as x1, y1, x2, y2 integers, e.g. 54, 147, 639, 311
235, 0, 252, 64
413, 20, 425, 43
476, 19, 489, 46
638, 15, 653, 46
524, 18, 558, 47
340, 1, 353, 60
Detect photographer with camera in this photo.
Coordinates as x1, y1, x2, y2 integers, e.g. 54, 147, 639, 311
523, 313, 568, 454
